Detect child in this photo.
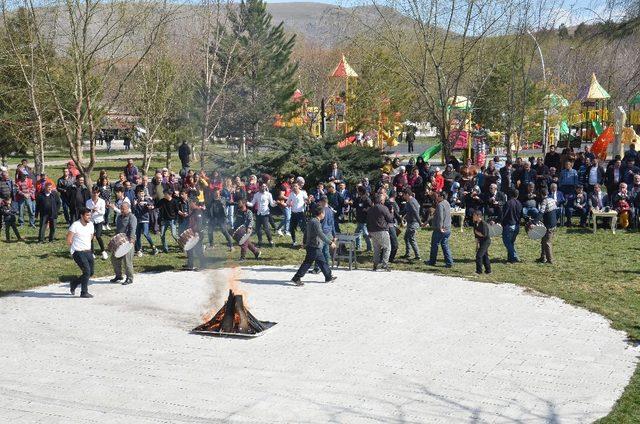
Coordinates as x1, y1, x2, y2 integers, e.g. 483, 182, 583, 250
472, 209, 491, 274
2, 199, 22, 242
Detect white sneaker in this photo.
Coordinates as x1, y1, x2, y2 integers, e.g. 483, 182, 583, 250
101, 251, 109, 260
104, 225, 111, 231
93, 254, 97, 260
285, 231, 291, 236
277, 229, 284, 236
292, 242, 299, 247
137, 251, 143, 257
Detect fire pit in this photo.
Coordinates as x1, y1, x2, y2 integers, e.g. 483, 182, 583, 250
191, 289, 276, 338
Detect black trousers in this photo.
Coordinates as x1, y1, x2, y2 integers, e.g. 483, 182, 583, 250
293, 247, 332, 281
5, 221, 20, 241
475, 240, 491, 273
91, 222, 105, 253
72, 250, 94, 295
255, 214, 272, 244
38, 215, 56, 242
389, 226, 398, 262
208, 219, 233, 247
290, 212, 306, 244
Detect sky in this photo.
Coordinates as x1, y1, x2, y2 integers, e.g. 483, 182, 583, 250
262, 0, 629, 27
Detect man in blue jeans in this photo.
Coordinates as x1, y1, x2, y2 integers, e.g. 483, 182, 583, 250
156, 189, 179, 252
426, 191, 453, 267
501, 188, 522, 263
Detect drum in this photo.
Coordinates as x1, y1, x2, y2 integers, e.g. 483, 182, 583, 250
178, 228, 200, 252
527, 223, 547, 240
233, 225, 251, 246
107, 233, 133, 258
487, 223, 503, 237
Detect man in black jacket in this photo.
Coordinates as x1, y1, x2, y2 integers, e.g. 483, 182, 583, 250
291, 204, 337, 286
501, 188, 522, 263
156, 189, 180, 253
353, 185, 372, 251
35, 182, 61, 243
472, 209, 491, 274
207, 188, 233, 251
68, 176, 90, 223
178, 141, 191, 170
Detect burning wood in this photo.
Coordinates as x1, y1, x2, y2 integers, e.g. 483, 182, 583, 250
192, 289, 276, 337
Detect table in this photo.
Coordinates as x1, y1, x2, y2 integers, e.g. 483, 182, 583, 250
450, 208, 466, 232
591, 208, 618, 234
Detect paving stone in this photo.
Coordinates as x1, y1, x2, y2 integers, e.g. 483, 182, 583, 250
0, 266, 637, 423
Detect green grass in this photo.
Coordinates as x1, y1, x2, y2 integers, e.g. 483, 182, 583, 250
0, 220, 638, 422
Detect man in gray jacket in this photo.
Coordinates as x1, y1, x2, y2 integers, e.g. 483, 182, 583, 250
110, 202, 137, 285
426, 191, 453, 267
401, 188, 421, 261
291, 205, 337, 286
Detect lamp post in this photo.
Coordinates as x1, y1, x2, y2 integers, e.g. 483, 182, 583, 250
527, 30, 548, 155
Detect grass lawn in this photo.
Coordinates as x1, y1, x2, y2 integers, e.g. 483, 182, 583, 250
0, 219, 638, 422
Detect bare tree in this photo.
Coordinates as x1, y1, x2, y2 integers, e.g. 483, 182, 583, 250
343, 0, 514, 161
0, 5, 52, 174
194, 0, 237, 168
17, 0, 174, 186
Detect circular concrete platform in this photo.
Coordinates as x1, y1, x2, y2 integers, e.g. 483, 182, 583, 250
0, 267, 637, 423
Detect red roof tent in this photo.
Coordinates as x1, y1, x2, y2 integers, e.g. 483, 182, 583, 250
330, 55, 359, 78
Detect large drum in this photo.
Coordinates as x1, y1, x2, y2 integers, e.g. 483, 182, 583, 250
527, 223, 547, 240
232, 225, 252, 246
178, 228, 200, 252
488, 222, 503, 237
107, 233, 133, 258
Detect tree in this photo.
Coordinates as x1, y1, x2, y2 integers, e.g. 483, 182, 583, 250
0, 6, 58, 174
194, 0, 237, 168
19, 0, 173, 187
345, 0, 514, 162
558, 24, 569, 38
129, 49, 185, 173
218, 128, 384, 187
220, 0, 298, 156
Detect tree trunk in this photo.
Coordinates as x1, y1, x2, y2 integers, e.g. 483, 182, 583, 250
165, 145, 171, 169
201, 109, 210, 169
32, 131, 44, 175
143, 142, 150, 174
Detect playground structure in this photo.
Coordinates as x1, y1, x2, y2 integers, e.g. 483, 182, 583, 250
274, 89, 322, 137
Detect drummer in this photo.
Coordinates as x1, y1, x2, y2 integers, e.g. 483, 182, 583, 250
233, 199, 261, 261
110, 202, 137, 285
472, 210, 491, 274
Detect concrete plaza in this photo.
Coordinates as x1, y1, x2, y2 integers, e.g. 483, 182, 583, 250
0, 267, 637, 423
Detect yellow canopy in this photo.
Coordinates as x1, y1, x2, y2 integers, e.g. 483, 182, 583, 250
578, 73, 611, 101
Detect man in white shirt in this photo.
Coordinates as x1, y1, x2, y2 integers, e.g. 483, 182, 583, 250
86, 187, 108, 260
287, 182, 309, 247
248, 183, 276, 247
66, 207, 95, 298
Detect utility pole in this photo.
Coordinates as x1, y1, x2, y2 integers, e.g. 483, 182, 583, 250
527, 30, 548, 155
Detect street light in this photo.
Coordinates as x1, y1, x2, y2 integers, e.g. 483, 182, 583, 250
527, 29, 548, 155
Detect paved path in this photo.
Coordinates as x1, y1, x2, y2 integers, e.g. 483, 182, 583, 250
0, 267, 637, 423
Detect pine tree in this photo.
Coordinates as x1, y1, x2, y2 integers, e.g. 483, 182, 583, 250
221, 0, 298, 149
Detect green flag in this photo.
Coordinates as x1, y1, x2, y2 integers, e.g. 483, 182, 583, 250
560, 121, 570, 135
592, 120, 603, 137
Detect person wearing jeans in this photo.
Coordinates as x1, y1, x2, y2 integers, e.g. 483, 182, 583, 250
133, 190, 157, 255
353, 185, 372, 251
426, 191, 453, 267
249, 183, 275, 247
287, 182, 308, 247
66, 208, 95, 298
156, 190, 179, 252
401, 189, 421, 260
501, 188, 522, 263
15, 174, 35, 227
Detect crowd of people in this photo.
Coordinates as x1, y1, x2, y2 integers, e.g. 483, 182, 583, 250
1, 141, 638, 296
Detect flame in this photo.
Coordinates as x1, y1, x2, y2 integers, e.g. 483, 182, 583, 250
200, 266, 247, 323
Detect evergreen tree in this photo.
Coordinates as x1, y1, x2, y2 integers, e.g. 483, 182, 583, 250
220, 0, 298, 150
